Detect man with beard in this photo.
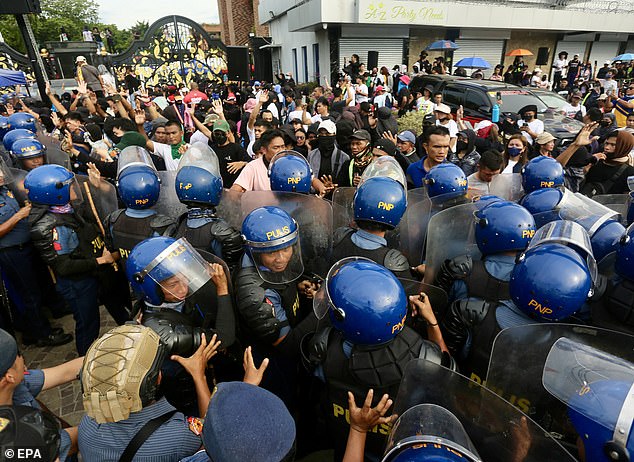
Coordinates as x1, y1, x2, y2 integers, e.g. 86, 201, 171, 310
336, 129, 373, 187
308, 120, 350, 195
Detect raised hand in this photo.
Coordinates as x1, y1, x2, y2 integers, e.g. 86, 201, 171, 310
243, 346, 269, 386
348, 389, 396, 434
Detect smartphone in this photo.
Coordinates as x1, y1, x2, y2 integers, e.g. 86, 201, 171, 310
212, 93, 220, 100
523, 123, 529, 127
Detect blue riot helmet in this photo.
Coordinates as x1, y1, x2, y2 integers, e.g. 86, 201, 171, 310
10, 138, 46, 161
116, 145, 161, 210
519, 187, 564, 228
0, 116, 9, 139
126, 237, 213, 305
268, 150, 312, 194
3, 128, 35, 151
313, 257, 407, 345
242, 206, 303, 284
627, 192, 634, 226
24, 164, 76, 206
382, 404, 481, 462
353, 177, 407, 229
472, 194, 504, 210
615, 223, 634, 281
521, 156, 564, 194
556, 189, 625, 262
424, 163, 468, 199
510, 243, 593, 322
175, 142, 223, 206
474, 201, 535, 255
7, 112, 36, 133
543, 338, 634, 462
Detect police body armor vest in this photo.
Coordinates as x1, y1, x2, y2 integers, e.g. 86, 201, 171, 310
176, 216, 218, 251
604, 279, 634, 332
321, 326, 424, 462
332, 228, 390, 266
261, 279, 301, 330
109, 211, 155, 260
462, 260, 510, 381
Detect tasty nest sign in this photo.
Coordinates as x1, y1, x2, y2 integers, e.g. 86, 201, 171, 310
357, 0, 448, 25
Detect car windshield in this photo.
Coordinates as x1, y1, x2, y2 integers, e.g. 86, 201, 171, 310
536, 93, 568, 110
486, 90, 548, 114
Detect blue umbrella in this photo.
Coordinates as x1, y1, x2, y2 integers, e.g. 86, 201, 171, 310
454, 57, 492, 69
425, 40, 459, 51
612, 53, 634, 62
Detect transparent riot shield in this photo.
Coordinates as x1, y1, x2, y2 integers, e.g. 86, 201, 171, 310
154, 171, 188, 219
489, 173, 524, 201
76, 176, 118, 221
398, 278, 448, 320
240, 191, 333, 277
196, 249, 233, 297
45, 146, 71, 170
398, 191, 432, 265
486, 323, 634, 448
556, 190, 619, 236
423, 203, 481, 286
117, 146, 156, 178
332, 186, 356, 229
388, 359, 577, 462
593, 193, 629, 225
214, 188, 244, 231
36, 130, 61, 150
359, 156, 407, 189
7, 168, 27, 205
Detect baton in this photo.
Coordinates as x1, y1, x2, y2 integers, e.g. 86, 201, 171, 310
83, 181, 118, 272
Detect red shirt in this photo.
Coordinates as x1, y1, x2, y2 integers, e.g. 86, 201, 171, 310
183, 90, 208, 104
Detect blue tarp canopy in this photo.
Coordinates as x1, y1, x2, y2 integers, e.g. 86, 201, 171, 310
0, 69, 27, 87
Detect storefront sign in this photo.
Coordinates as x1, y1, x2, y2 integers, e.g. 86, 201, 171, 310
358, 0, 448, 25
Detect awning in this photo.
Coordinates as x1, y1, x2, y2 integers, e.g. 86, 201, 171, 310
0, 69, 27, 87
259, 43, 282, 50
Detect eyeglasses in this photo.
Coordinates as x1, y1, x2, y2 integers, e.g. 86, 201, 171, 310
296, 136, 305, 141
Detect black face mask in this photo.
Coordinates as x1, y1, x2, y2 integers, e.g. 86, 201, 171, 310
455, 140, 468, 152
524, 114, 534, 121
212, 132, 228, 145
317, 135, 336, 153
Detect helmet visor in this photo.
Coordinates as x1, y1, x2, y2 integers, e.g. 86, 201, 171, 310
140, 238, 212, 302
248, 238, 304, 285
359, 156, 407, 192
177, 142, 222, 181
117, 146, 157, 178
557, 190, 619, 236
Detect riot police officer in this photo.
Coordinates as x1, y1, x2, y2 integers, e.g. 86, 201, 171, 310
2, 129, 35, 154
174, 143, 243, 272
0, 159, 71, 347
105, 146, 175, 264
9, 138, 46, 172
235, 206, 319, 406
425, 162, 470, 211
26, 164, 124, 354
521, 155, 564, 194
332, 176, 410, 277
268, 150, 313, 194
436, 201, 536, 380
308, 257, 454, 462
6, 112, 36, 133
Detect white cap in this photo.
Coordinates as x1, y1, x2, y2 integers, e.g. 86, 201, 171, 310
434, 103, 451, 114
75, 55, 87, 63
604, 60, 611, 65
318, 119, 336, 134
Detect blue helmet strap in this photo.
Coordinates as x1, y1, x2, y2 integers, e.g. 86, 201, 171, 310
608, 382, 634, 458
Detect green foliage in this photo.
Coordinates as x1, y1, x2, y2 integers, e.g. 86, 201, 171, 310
397, 110, 427, 136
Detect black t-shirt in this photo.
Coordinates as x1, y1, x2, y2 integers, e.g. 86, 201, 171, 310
584, 161, 634, 194
124, 74, 140, 92
208, 141, 251, 187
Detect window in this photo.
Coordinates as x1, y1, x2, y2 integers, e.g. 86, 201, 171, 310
464, 90, 490, 113
292, 48, 298, 82
443, 84, 465, 107
313, 43, 320, 83
302, 46, 308, 83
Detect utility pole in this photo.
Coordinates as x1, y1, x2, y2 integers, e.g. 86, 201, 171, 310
14, 13, 50, 105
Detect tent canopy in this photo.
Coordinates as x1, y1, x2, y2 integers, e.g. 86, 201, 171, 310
0, 69, 27, 87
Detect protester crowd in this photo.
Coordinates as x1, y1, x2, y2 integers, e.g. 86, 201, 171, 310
0, 49, 633, 462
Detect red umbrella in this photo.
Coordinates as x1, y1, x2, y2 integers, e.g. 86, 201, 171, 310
506, 49, 533, 57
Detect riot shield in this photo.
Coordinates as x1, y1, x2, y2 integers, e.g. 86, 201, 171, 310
76, 176, 118, 221
486, 323, 634, 448
7, 168, 27, 206
398, 194, 431, 265
489, 173, 524, 201
593, 193, 629, 224
423, 203, 481, 286
331, 186, 356, 229
214, 188, 244, 231
556, 190, 619, 236
240, 191, 333, 277
45, 146, 71, 170
36, 131, 61, 150
196, 248, 233, 296
359, 156, 407, 189
388, 359, 576, 462
398, 278, 448, 319
154, 171, 188, 219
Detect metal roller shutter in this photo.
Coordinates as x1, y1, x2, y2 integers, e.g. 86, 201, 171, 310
452, 39, 504, 78
589, 42, 620, 69
551, 41, 588, 81
339, 38, 404, 72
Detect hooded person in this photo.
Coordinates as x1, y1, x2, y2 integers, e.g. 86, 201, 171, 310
447, 129, 480, 176
582, 130, 634, 195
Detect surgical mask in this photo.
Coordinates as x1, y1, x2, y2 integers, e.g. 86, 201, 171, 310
507, 146, 523, 157
455, 140, 468, 152
212, 131, 228, 145
317, 135, 336, 152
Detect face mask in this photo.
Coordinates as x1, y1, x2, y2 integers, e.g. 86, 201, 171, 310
317, 136, 336, 152
455, 140, 468, 152
524, 115, 533, 121
213, 132, 228, 145
507, 146, 523, 157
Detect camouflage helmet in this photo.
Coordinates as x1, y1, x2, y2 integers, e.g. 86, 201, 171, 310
81, 325, 166, 423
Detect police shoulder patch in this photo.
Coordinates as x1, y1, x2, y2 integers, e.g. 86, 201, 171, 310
187, 416, 203, 435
